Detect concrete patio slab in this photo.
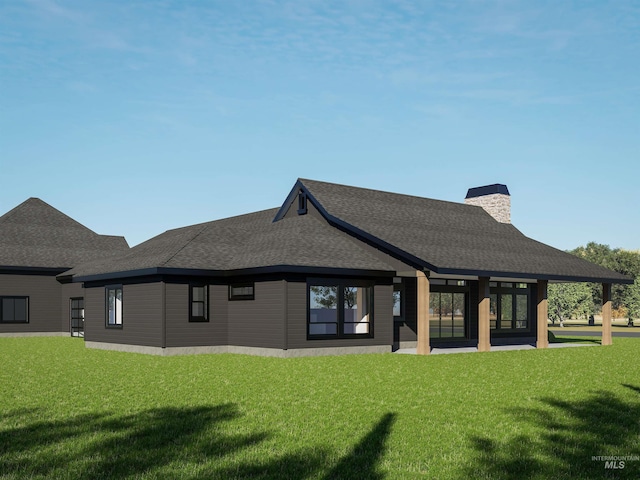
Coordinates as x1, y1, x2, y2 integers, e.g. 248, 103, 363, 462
394, 342, 597, 355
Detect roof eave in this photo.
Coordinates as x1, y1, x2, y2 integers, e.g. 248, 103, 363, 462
435, 267, 634, 284
72, 265, 397, 283
1, 265, 71, 276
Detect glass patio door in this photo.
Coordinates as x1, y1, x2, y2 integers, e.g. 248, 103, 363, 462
70, 298, 84, 337
429, 291, 467, 339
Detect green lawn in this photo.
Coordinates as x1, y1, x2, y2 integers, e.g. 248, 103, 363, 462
1, 337, 639, 479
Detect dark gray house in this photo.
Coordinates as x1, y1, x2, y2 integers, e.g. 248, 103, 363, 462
0, 198, 129, 337
59, 179, 632, 356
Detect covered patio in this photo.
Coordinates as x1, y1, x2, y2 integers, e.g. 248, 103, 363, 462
412, 273, 618, 355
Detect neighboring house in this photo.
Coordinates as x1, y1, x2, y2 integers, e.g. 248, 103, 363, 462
58, 179, 632, 357
0, 198, 129, 337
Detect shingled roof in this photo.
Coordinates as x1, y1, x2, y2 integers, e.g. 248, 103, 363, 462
65, 208, 398, 281
293, 179, 632, 283
0, 198, 129, 270
64, 178, 631, 284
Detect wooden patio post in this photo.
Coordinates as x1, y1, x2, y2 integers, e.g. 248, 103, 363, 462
602, 283, 612, 346
478, 277, 491, 352
417, 271, 430, 355
536, 280, 549, 349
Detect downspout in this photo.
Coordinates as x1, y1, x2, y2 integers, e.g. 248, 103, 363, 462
282, 279, 288, 351
161, 282, 167, 349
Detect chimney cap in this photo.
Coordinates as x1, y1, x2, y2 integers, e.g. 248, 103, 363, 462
465, 184, 510, 199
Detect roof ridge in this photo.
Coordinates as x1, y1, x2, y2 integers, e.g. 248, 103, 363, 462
160, 223, 211, 267
99, 234, 127, 240
299, 178, 468, 208
159, 208, 281, 265
163, 207, 280, 234
0, 198, 36, 224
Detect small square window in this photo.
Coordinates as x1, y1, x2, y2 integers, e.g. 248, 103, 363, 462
229, 283, 254, 300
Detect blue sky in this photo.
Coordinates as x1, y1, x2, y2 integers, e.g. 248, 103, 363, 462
1, 0, 638, 249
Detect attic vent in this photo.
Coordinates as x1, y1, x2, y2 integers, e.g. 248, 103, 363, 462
297, 192, 307, 215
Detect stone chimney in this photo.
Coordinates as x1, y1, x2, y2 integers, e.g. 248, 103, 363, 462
464, 184, 511, 223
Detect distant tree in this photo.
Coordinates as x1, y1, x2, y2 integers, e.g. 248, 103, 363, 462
548, 282, 593, 327
570, 243, 640, 313
626, 278, 640, 325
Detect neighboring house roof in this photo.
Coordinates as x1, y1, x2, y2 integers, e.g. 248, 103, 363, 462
292, 179, 632, 283
0, 198, 129, 270
64, 208, 399, 281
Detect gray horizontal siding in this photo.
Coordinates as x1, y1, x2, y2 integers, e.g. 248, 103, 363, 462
227, 281, 284, 349
165, 283, 228, 347
0, 274, 62, 333
84, 283, 163, 347
287, 282, 393, 349
286, 282, 307, 348
374, 284, 393, 346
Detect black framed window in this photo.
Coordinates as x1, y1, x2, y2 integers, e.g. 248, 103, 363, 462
393, 283, 403, 320
490, 282, 529, 331
190, 285, 209, 322
308, 281, 373, 339
343, 286, 371, 334
106, 286, 123, 327
0, 297, 29, 323
229, 283, 254, 301
309, 285, 338, 335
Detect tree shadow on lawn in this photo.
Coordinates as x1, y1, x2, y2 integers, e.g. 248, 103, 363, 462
0, 404, 268, 479
0, 405, 396, 479
467, 385, 640, 479
323, 412, 395, 480
213, 412, 395, 480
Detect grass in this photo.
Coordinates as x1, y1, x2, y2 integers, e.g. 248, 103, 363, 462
1, 337, 639, 479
